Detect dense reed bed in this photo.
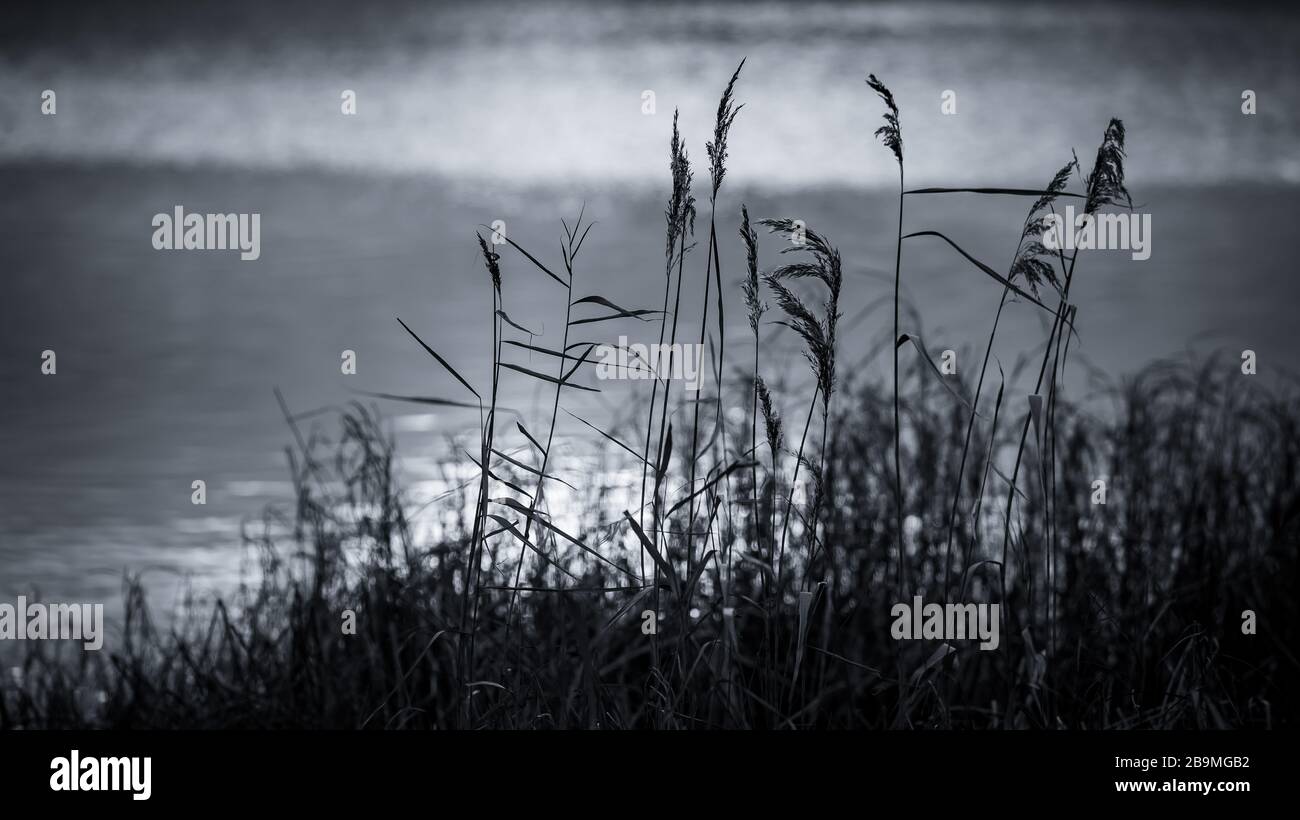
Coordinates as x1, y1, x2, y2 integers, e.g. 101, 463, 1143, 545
4, 68, 1297, 729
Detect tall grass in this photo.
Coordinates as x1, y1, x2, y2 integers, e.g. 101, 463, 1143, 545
4, 68, 1297, 731
866, 74, 906, 606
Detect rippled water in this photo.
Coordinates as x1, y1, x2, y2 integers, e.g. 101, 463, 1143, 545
2, 0, 1297, 621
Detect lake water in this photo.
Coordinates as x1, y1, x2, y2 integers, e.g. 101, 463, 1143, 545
2, 0, 1298, 624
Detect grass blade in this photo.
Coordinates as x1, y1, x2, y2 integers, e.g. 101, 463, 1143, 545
896, 334, 979, 416
500, 361, 600, 392
396, 316, 480, 400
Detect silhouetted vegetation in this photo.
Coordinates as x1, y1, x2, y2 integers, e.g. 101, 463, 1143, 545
4, 67, 1296, 730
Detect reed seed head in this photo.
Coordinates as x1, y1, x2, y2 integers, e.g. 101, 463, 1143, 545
665, 109, 697, 264
1010, 158, 1077, 296
1084, 118, 1131, 215
755, 375, 783, 456
866, 73, 903, 166
707, 58, 745, 201
477, 232, 502, 293
760, 218, 842, 408
740, 204, 765, 334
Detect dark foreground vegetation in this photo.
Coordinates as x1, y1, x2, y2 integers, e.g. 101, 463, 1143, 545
4, 67, 1297, 729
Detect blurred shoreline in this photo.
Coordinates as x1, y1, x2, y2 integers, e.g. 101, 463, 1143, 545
3, 1, 1299, 189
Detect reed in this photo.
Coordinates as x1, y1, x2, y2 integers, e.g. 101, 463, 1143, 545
6, 71, 1294, 733
867, 74, 906, 604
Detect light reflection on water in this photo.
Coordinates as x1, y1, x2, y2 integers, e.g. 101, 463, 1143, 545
2, 0, 1299, 623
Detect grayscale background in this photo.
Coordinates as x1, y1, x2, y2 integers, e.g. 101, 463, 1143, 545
2, 0, 1298, 622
